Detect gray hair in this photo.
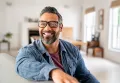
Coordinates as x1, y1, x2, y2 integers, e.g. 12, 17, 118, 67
40, 6, 63, 23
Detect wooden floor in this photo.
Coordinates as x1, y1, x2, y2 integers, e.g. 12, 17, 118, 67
0, 50, 120, 83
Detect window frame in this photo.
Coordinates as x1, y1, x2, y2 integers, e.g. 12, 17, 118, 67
109, 7, 120, 51
84, 11, 96, 42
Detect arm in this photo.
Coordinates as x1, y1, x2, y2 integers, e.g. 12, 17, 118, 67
74, 49, 100, 83
50, 68, 79, 83
15, 47, 57, 81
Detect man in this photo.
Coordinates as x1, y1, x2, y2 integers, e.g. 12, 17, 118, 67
16, 6, 99, 83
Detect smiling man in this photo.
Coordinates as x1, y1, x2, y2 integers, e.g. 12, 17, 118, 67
16, 6, 99, 83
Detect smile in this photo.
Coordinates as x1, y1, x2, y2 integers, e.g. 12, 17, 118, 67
43, 32, 54, 36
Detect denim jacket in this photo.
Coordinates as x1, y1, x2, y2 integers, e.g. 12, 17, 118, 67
15, 39, 99, 83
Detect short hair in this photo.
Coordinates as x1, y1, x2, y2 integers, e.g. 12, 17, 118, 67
40, 6, 63, 23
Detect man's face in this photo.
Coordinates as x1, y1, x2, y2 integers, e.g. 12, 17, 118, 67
38, 13, 62, 44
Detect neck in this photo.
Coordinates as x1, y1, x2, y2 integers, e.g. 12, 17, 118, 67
43, 39, 59, 54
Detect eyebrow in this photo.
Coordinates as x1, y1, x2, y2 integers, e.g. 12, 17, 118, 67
39, 20, 46, 22
39, 20, 59, 22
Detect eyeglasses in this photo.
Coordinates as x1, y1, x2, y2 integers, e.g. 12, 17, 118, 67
38, 21, 59, 28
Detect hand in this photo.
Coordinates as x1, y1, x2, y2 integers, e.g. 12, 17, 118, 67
50, 68, 79, 83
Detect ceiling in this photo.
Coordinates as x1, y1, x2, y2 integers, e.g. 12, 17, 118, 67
4, 0, 83, 7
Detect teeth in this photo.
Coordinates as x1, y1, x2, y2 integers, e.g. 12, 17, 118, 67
43, 33, 52, 36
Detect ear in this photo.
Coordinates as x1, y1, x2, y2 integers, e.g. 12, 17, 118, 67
59, 23, 63, 32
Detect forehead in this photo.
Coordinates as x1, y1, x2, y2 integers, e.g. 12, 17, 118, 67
39, 13, 59, 21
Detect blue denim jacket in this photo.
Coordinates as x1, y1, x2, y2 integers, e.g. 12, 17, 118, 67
16, 39, 99, 83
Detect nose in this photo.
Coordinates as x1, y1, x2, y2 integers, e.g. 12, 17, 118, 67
44, 24, 52, 31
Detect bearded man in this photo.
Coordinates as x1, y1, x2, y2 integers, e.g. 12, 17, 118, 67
16, 6, 99, 83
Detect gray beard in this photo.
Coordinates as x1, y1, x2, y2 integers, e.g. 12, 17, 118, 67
41, 32, 59, 44
41, 35, 57, 44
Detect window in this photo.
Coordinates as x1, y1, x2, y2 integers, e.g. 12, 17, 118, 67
84, 7, 96, 42
109, 0, 120, 50
109, 7, 120, 50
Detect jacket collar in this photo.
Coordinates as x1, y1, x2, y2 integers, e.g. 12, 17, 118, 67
59, 39, 67, 53
35, 39, 67, 55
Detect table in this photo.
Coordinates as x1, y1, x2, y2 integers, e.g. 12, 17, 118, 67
0, 41, 10, 51
70, 40, 86, 46
69, 40, 87, 50
93, 47, 104, 58
61, 38, 87, 50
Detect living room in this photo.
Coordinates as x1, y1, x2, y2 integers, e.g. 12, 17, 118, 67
0, 0, 120, 83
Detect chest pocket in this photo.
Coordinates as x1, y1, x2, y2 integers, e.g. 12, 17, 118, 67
66, 57, 77, 76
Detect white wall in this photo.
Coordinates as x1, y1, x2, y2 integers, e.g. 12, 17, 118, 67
82, 0, 120, 64
5, 4, 82, 48
0, 0, 6, 36
0, 0, 9, 50
1, 0, 120, 64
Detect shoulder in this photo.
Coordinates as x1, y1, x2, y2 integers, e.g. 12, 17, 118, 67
60, 39, 82, 63
59, 39, 73, 46
59, 39, 77, 49
59, 39, 80, 57
19, 40, 40, 54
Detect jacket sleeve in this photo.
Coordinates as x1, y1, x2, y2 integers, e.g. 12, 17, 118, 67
74, 48, 100, 83
15, 47, 57, 81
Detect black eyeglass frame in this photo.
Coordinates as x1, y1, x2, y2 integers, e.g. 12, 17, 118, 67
38, 21, 60, 28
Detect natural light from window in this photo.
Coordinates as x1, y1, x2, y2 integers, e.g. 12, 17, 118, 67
84, 12, 96, 42
109, 7, 120, 50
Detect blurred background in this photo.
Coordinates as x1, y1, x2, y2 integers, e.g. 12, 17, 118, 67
0, 0, 120, 83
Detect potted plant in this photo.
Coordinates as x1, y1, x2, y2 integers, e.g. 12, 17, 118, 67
4, 32, 13, 42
